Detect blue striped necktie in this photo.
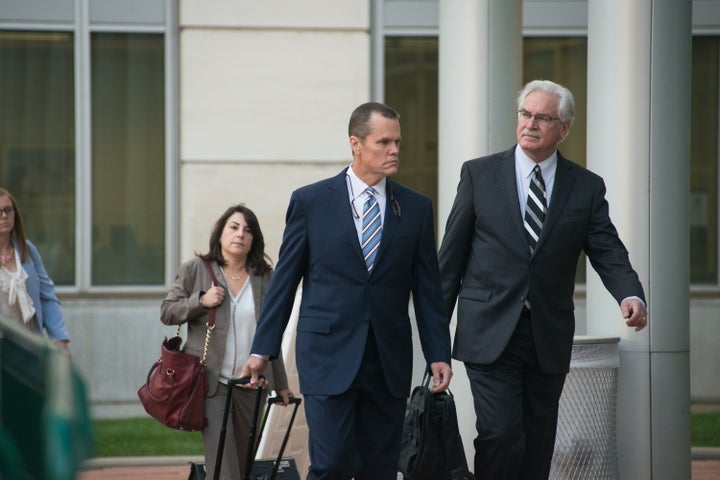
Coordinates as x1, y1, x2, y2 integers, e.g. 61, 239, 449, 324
361, 187, 382, 271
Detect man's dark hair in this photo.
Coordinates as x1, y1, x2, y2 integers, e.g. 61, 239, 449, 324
348, 102, 400, 140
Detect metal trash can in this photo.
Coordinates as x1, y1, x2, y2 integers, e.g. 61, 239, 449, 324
551, 336, 620, 480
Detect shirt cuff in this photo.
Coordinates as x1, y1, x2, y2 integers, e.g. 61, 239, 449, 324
622, 296, 646, 308
251, 353, 270, 361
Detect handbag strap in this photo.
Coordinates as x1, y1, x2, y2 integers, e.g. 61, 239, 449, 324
174, 260, 219, 364
199, 260, 219, 364
203, 260, 219, 328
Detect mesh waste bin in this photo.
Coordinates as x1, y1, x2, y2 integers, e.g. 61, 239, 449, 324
550, 336, 620, 480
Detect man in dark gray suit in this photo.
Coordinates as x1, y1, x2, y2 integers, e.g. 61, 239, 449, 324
438, 80, 648, 479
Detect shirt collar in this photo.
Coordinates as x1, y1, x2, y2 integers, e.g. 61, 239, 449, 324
515, 145, 558, 179
346, 165, 387, 201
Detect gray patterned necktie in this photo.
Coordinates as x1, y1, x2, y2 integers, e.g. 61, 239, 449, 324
524, 165, 546, 253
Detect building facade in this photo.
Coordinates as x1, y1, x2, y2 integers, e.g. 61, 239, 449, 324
1, 0, 718, 476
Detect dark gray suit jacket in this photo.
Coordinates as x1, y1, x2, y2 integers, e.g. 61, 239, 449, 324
439, 147, 645, 374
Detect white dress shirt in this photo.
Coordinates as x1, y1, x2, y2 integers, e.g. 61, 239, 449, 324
346, 165, 387, 244
515, 145, 558, 218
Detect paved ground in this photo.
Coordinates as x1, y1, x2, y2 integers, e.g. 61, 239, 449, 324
78, 463, 191, 480
77, 456, 720, 480
694, 460, 720, 480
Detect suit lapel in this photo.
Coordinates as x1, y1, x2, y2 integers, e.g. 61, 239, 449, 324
330, 169, 367, 267
495, 148, 529, 255
372, 181, 398, 275
249, 273, 263, 323
534, 153, 575, 253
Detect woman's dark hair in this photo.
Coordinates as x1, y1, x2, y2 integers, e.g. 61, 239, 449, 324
198, 204, 272, 275
0, 187, 30, 262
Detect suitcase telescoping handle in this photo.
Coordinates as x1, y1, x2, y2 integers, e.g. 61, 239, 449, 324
214, 376, 263, 480
220, 377, 302, 480
257, 396, 303, 480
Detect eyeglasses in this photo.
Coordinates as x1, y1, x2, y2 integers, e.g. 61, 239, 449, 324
0, 207, 14, 216
517, 109, 561, 125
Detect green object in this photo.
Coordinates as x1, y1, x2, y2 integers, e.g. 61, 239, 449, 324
0, 425, 23, 479
0, 316, 93, 479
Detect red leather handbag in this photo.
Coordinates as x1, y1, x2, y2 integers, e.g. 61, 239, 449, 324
137, 261, 217, 431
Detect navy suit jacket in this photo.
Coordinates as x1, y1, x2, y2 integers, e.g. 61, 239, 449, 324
251, 168, 451, 398
439, 147, 645, 374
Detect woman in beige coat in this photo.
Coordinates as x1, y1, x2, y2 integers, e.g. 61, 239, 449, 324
161, 204, 293, 479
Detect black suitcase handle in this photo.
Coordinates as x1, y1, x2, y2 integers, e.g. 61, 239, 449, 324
213, 376, 302, 480
268, 396, 302, 406
215, 376, 262, 480
251, 395, 302, 480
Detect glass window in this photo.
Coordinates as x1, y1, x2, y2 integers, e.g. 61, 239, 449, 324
523, 37, 588, 283
384, 36, 591, 282
384, 34, 720, 286
91, 33, 165, 285
690, 36, 719, 284
0, 31, 76, 285
384, 37, 439, 222
523, 38, 587, 168
0, 1, 170, 290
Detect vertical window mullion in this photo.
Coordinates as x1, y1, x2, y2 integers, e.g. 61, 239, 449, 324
163, 0, 179, 285
75, 0, 92, 291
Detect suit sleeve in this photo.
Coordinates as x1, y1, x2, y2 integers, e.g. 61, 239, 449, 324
251, 191, 309, 359
584, 178, 645, 303
438, 162, 476, 316
412, 198, 452, 365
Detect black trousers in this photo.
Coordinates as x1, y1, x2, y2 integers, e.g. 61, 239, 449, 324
465, 308, 567, 480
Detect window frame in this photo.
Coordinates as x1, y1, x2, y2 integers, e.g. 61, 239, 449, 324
376, 0, 720, 291
0, 0, 178, 293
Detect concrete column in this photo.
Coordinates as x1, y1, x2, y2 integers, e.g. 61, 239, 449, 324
585, 0, 692, 478
437, 0, 521, 232
436, 0, 522, 466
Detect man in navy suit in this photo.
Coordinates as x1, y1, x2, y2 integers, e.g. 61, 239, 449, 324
438, 80, 648, 479
241, 102, 453, 480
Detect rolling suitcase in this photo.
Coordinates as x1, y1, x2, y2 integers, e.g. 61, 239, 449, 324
189, 377, 302, 480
